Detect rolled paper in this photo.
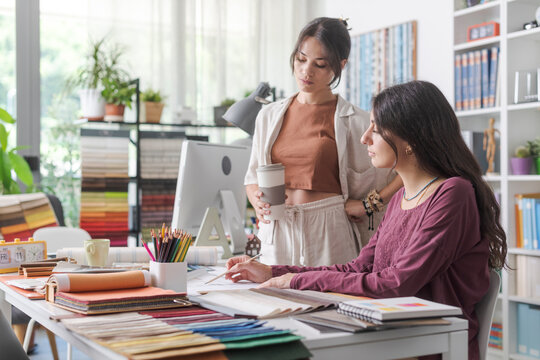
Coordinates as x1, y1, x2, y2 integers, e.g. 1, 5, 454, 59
51, 270, 151, 292
56, 246, 219, 266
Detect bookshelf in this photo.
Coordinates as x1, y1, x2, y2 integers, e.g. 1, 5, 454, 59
453, 1, 540, 359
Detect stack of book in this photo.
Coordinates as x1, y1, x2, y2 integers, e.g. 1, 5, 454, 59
18, 257, 72, 277
454, 46, 499, 111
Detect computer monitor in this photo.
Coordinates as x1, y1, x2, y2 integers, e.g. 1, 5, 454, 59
171, 140, 250, 254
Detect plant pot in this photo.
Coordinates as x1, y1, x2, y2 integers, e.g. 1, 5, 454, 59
104, 104, 125, 122
144, 102, 164, 123
535, 157, 540, 175
213, 105, 231, 126
79, 89, 105, 121
510, 157, 533, 175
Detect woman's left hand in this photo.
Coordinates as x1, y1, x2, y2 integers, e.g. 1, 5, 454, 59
257, 273, 296, 289
345, 199, 367, 222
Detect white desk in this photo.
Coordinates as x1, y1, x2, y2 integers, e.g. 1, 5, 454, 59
0, 279, 468, 360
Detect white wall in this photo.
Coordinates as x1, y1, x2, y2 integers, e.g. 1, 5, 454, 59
312, 0, 455, 100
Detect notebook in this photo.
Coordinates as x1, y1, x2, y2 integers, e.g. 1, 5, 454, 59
338, 296, 462, 321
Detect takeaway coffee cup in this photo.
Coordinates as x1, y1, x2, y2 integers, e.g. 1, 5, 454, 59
84, 239, 110, 266
256, 164, 286, 221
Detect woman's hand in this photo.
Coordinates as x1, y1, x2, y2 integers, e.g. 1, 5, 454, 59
246, 185, 271, 224
225, 255, 273, 283
345, 199, 367, 222
257, 273, 296, 289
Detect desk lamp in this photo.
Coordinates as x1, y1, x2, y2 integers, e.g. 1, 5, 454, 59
222, 82, 272, 136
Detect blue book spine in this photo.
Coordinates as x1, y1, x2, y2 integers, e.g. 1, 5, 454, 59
533, 198, 539, 250
481, 48, 489, 108
530, 305, 540, 358
488, 46, 499, 107
455, 54, 462, 111
462, 52, 469, 110
474, 50, 481, 109
536, 199, 540, 250
468, 52, 475, 110
517, 303, 529, 355
523, 198, 531, 250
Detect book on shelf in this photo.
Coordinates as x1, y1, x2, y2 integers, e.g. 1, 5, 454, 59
337, 296, 462, 322
514, 193, 540, 250
488, 46, 499, 107
517, 303, 540, 357
515, 255, 540, 298
455, 54, 462, 111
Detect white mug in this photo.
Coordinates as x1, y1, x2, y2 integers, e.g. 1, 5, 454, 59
84, 239, 110, 266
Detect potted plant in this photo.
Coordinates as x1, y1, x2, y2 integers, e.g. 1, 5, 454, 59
0, 107, 35, 194
510, 145, 533, 175
214, 98, 236, 126
141, 89, 165, 123
527, 137, 540, 174
66, 38, 129, 121
101, 78, 136, 122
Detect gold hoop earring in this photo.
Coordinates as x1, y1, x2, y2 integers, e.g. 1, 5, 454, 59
405, 146, 413, 156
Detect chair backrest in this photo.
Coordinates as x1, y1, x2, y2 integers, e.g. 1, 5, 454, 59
33, 226, 92, 255
475, 269, 501, 360
0, 311, 30, 360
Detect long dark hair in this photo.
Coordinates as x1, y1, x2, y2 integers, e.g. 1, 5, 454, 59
290, 17, 350, 88
372, 80, 507, 269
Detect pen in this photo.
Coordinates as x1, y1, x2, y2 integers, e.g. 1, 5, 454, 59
204, 253, 262, 284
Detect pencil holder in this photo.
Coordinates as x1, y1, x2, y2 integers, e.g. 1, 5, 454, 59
149, 261, 187, 293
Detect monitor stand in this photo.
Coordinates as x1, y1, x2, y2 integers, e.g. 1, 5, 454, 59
194, 207, 233, 259
194, 190, 247, 258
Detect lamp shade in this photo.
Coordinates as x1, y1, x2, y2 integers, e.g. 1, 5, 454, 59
223, 82, 271, 136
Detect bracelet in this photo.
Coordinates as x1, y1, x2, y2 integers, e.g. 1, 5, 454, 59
363, 190, 384, 231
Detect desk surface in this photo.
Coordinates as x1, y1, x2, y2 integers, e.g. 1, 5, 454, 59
0, 277, 469, 360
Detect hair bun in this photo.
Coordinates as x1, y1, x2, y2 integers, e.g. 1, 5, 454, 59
339, 17, 351, 30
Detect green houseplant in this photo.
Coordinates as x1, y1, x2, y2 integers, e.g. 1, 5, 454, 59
0, 107, 35, 194
67, 38, 130, 121
526, 137, 540, 175
101, 78, 136, 122
141, 89, 165, 123
510, 145, 533, 175
214, 98, 236, 126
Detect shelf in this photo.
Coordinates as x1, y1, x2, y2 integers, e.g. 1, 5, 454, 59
508, 248, 540, 256
488, 347, 503, 358
509, 353, 540, 360
484, 174, 502, 181
507, 175, 540, 181
454, 36, 500, 51
456, 107, 501, 117
454, 1, 500, 17
509, 296, 540, 306
81, 118, 235, 129
508, 102, 540, 111
507, 26, 540, 41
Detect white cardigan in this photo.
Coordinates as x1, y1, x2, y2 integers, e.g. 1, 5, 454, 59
245, 93, 394, 248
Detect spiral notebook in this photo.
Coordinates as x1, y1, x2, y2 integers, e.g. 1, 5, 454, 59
338, 296, 462, 322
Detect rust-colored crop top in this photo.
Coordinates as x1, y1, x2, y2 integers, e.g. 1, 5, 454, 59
271, 95, 341, 194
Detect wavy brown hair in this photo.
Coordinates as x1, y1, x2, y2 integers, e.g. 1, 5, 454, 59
372, 80, 507, 269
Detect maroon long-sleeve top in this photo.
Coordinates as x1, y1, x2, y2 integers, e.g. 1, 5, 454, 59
272, 177, 490, 360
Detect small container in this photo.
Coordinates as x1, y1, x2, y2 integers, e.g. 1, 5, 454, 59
149, 261, 187, 293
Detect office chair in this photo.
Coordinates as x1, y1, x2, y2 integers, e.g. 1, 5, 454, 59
1, 311, 30, 360
475, 269, 501, 360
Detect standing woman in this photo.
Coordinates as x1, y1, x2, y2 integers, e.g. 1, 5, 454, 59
228, 81, 508, 360
245, 17, 402, 266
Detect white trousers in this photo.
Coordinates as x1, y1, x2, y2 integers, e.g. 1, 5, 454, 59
258, 195, 358, 267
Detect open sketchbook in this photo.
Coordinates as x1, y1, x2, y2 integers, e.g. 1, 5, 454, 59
190, 288, 359, 319
338, 296, 462, 321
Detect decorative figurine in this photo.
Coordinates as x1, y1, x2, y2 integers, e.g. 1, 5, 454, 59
245, 234, 261, 257
483, 118, 500, 175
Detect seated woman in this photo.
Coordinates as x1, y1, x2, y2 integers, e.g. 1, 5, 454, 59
225, 80, 507, 360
